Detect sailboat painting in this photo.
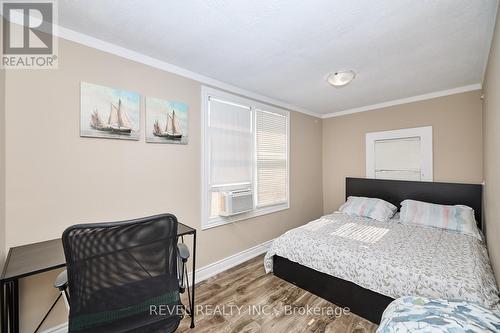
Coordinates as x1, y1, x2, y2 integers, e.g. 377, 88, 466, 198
146, 97, 189, 144
80, 82, 140, 140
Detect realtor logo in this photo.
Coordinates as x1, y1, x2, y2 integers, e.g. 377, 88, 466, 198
1, 0, 58, 68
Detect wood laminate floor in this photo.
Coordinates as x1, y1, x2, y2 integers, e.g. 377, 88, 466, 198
178, 255, 377, 333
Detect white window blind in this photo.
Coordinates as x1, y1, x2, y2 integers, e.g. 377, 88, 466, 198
374, 137, 421, 180
209, 98, 253, 186
255, 109, 288, 207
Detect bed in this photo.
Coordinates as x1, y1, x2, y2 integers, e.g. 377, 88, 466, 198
377, 296, 500, 332
264, 177, 499, 324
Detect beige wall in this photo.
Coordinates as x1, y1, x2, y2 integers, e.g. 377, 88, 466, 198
0, 67, 5, 269
322, 91, 484, 214
4, 39, 324, 332
0, 2, 5, 270
483, 5, 500, 286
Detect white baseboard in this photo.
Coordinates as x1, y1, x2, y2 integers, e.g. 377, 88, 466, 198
40, 322, 68, 333
43, 239, 274, 333
188, 239, 273, 284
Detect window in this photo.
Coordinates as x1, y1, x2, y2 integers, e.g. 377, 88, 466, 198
202, 87, 289, 229
366, 126, 433, 181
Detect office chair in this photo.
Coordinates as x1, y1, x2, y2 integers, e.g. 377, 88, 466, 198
54, 214, 190, 333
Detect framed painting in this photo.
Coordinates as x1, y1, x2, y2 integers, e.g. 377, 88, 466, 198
80, 82, 140, 140
146, 97, 189, 144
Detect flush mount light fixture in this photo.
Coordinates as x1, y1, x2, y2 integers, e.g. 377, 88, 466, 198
327, 70, 356, 87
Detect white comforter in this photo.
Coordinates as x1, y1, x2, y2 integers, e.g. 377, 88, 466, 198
264, 212, 500, 310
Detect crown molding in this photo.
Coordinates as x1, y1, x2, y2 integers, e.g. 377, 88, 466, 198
321, 84, 482, 119
54, 26, 322, 118
9, 16, 485, 121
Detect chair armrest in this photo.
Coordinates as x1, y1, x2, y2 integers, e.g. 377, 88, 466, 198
177, 243, 190, 261
54, 270, 68, 291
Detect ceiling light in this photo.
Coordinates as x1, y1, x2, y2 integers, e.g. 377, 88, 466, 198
327, 70, 356, 87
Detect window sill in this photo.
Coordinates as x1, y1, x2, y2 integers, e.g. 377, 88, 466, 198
202, 202, 290, 230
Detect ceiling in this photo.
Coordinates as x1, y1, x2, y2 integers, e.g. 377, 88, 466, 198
57, 0, 498, 116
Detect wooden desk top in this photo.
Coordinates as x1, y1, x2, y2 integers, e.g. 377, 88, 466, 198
1, 222, 195, 282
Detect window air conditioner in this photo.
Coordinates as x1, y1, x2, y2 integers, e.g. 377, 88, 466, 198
219, 189, 253, 217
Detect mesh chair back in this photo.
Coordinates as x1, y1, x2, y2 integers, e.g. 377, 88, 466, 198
62, 214, 182, 333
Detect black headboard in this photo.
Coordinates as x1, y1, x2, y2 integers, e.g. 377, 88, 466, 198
345, 177, 483, 229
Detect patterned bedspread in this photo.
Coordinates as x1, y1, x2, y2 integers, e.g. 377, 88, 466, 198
264, 213, 500, 310
377, 296, 500, 332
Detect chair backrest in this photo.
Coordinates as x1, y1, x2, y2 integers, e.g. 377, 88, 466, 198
62, 214, 182, 333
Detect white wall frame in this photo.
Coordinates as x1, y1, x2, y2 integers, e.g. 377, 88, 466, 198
201, 86, 290, 230
366, 126, 433, 181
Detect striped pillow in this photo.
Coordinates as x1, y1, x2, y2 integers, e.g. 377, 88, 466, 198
339, 196, 397, 222
400, 199, 480, 239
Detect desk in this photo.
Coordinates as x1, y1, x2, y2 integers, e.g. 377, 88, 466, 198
1, 222, 196, 333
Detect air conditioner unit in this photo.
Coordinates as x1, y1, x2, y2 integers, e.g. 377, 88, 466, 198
219, 189, 253, 217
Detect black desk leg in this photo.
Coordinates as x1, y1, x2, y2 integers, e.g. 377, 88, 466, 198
1, 281, 6, 333
7, 283, 12, 333
2, 281, 19, 333
12, 281, 18, 333
190, 232, 196, 329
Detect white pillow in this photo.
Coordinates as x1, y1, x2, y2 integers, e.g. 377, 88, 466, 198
339, 196, 397, 222
400, 199, 481, 239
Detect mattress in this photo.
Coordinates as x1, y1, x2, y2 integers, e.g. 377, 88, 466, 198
264, 212, 500, 310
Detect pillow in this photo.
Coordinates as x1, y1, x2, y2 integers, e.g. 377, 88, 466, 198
339, 196, 397, 222
400, 199, 480, 239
